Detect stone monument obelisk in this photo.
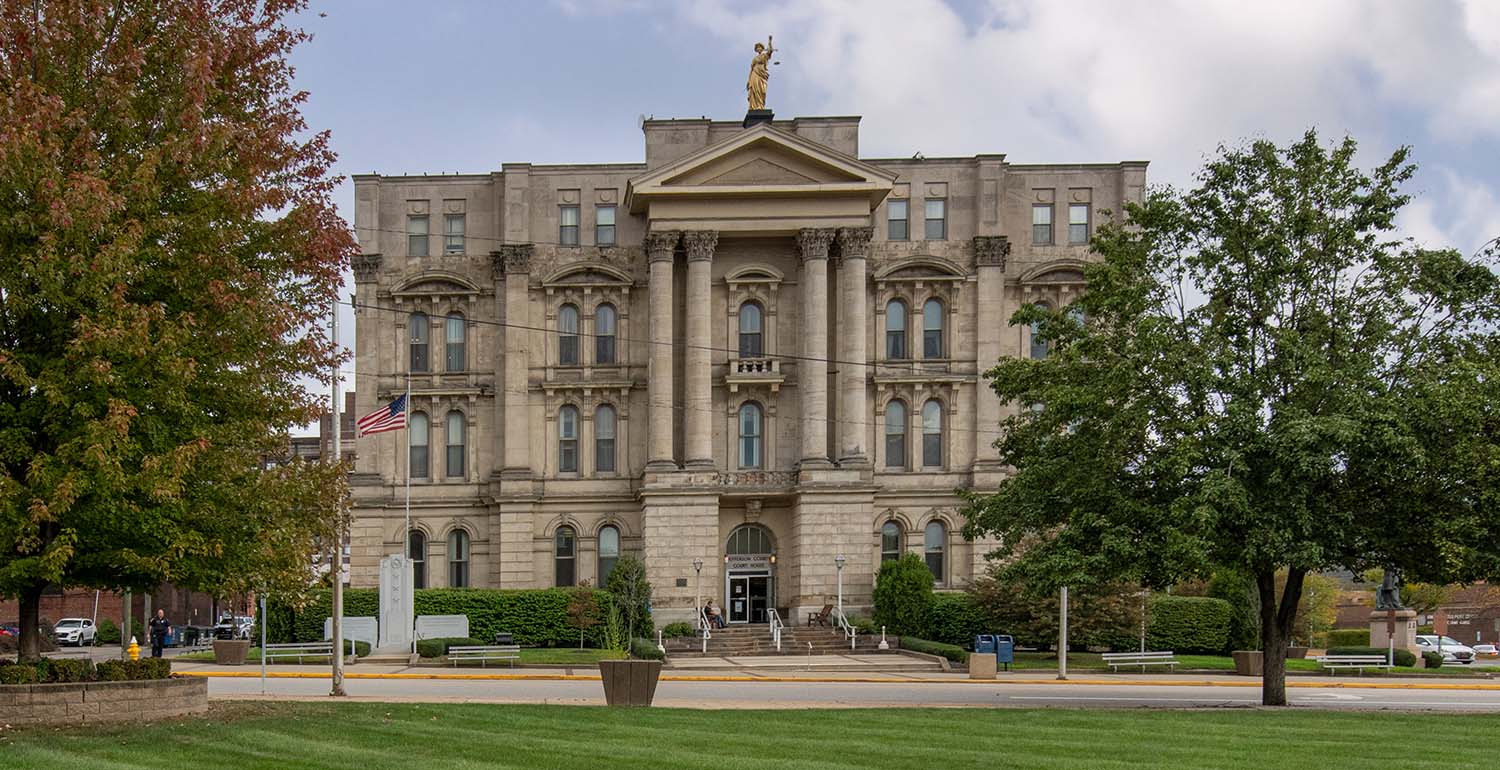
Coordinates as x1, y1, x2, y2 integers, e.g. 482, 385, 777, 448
377, 553, 413, 655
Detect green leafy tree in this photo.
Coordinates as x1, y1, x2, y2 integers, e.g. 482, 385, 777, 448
963, 131, 1500, 705
872, 553, 934, 635
968, 570, 1141, 651
604, 554, 652, 645
0, 1, 353, 661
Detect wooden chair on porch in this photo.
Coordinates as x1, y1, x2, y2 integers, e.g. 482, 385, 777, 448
806, 604, 833, 627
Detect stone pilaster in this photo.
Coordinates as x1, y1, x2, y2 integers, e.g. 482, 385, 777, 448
498, 244, 533, 476
835, 227, 872, 465
645, 231, 680, 470
796, 228, 836, 468
683, 230, 718, 469
972, 236, 1010, 472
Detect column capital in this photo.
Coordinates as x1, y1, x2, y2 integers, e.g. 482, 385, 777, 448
796, 228, 837, 263
973, 235, 1010, 270
351, 254, 383, 284
683, 230, 719, 263
645, 230, 681, 263
835, 226, 874, 263
493, 244, 533, 276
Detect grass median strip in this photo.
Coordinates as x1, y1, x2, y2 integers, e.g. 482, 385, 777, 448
3, 701, 1498, 769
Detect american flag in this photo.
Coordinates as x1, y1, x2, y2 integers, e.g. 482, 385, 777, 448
356, 394, 407, 436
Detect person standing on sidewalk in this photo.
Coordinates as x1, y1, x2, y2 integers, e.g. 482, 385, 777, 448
148, 609, 172, 658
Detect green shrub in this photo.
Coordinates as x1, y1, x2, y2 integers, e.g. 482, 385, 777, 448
660, 622, 693, 638
1422, 650, 1443, 669
873, 553, 935, 636
849, 615, 879, 636
605, 555, 653, 639
629, 637, 664, 660
416, 637, 486, 658
96, 618, 121, 645
1206, 570, 1260, 652
349, 640, 372, 657
272, 588, 615, 647
90, 658, 171, 681
0, 661, 39, 684
1326, 646, 1416, 667
39, 657, 94, 683
1146, 595, 1231, 654
900, 636, 967, 663
927, 592, 988, 649
1325, 628, 1370, 648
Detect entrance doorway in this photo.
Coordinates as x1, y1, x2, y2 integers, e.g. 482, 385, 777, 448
727, 573, 771, 624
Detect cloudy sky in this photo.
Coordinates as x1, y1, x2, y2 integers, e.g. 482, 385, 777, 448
291, 0, 1500, 419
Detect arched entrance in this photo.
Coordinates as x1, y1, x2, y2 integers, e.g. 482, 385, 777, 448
725, 524, 775, 624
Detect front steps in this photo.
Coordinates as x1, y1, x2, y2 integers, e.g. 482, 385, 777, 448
663, 624, 894, 657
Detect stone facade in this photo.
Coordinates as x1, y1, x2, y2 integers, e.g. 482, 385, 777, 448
347, 115, 1147, 624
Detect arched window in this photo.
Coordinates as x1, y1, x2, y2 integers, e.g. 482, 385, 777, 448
885, 300, 908, 359
884, 400, 907, 469
595, 405, 617, 474
598, 525, 620, 586
1030, 302, 1050, 360
409, 312, 429, 373
448, 529, 470, 588
726, 523, 774, 555
558, 304, 580, 365
445, 312, 465, 372
445, 410, 465, 478
558, 406, 579, 473
555, 526, 576, 587
738, 402, 763, 469
922, 399, 943, 468
409, 412, 430, 479
924, 521, 946, 583
880, 521, 902, 562
922, 299, 944, 359
408, 530, 428, 589
595, 303, 617, 364
738, 302, 764, 358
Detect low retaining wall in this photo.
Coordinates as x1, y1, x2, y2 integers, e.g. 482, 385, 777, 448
0, 676, 207, 726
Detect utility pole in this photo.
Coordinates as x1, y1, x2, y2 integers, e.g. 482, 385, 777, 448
330, 298, 346, 697
120, 589, 131, 659
1057, 585, 1069, 681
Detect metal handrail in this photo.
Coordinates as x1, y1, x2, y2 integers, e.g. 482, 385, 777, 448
768, 608, 784, 652
697, 607, 712, 653
834, 609, 857, 650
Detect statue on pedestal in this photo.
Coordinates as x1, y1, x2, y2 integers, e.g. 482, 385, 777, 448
1375, 567, 1404, 610
746, 36, 776, 111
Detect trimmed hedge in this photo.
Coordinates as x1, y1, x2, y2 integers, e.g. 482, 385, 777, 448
1327, 646, 1416, 667
1146, 595, 1231, 654
927, 592, 988, 649
0, 657, 169, 685
901, 636, 968, 663
872, 554, 935, 636
629, 637, 664, 661
268, 587, 615, 648
659, 622, 693, 638
1422, 650, 1443, 669
416, 637, 486, 658
1325, 628, 1370, 648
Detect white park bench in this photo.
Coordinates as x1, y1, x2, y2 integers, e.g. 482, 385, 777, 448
1101, 651, 1178, 672
446, 644, 521, 668
1316, 654, 1393, 675
263, 641, 358, 664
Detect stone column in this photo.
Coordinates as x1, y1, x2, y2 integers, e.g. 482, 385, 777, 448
835, 227, 872, 465
683, 230, 718, 468
796, 228, 836, 468
645, 231, 680, 470
972, 236, 1010, 469
498, 244, 534, 475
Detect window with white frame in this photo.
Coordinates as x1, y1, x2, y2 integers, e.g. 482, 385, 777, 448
444, 213, 465, 254
410, 412, 430, 479
885, 299, 908, 360
596, 205, 616, 246
1032, 204, 1053, 246
445, 312, 465, 372
922, 399, 943, 468
595, 405, 617, 473
924, 521, 946, 582
558, 304, 580, 365
595, 303, 617, 364
922, 298, 944, 359
558, 406, 579, 473
880, 521, 902, 562
559, 206, 580, 246
885, 400, 908, 469
738, 402, 763, 469
555, 526, 576, 587
924, 199, 946, 240
448, 529, 470, 587
409, 312, 429, 373
738, 302, 764, 357
888, 200, 909, 240
598, 525, 620, 586
409, 530, 427, 589
1068, 203, 1090, 245
408, 215, 429, 256
445, 410, 465, 478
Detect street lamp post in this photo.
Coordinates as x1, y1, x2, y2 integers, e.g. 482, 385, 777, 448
692, 558, 703, 629
834, 555, 846, 622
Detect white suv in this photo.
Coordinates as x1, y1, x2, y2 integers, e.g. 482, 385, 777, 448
1415, 634, 1476, 664
52, 617, 97, 646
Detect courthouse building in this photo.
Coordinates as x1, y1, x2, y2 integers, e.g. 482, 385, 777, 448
347, 113, 1146, 624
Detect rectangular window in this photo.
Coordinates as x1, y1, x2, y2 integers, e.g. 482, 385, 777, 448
407, 215, 429, 256
924, 199, 946, 240
444, 214, 465, 254
410, 445, 429, 479
885, 431, 906, 470
595, 205, 616, 247
923, 432, 942, 468
559, 206, 580, 246
446, 443, 464, 478
1069, 203, 1090, 245
596, 437, 615, 473
1032, 204, 1053, 246
559, 335, 579, 366
888, 200, 909, 240
560, 438, 578, 473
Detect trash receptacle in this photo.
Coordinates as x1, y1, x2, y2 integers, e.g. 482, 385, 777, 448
974, 634, 997, 655
493, 632, 515, 645
995, 635, 1015, 672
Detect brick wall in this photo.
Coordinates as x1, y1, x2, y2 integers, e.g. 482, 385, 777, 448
0, 677, 207, 725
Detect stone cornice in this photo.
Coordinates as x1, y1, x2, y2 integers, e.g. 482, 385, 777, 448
682, 230, 719, 263
796, 227, 836, 263
973, 236, 1011, 270
351, 254, 382, 283
644, 230, 681, 264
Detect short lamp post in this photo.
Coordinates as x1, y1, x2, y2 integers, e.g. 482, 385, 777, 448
692, 558, 704, 629
834, 555, 846, 622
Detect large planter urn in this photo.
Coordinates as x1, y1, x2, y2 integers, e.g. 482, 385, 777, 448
1231, 650, 1263, 677
598, 659, 663, 707
213, 639, 251, 665
1285, 646, 1309, 659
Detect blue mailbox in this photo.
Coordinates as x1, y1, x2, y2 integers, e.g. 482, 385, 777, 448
995, 634, 1015, 670
974, 634, 997, 655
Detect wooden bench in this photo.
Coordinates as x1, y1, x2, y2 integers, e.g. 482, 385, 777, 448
446, 645, 520, 667
1316, 655, 1393, 675
263, 641, 358, 664
806, 604, 833, 627
1101, 651, 1178, 672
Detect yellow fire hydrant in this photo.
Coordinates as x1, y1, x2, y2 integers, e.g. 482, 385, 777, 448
127, 636, 140, 661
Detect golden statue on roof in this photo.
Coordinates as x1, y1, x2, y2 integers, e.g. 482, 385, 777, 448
746, 35, 775, 111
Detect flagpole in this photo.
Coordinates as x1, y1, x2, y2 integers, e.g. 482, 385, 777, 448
330, 297, 346, 697
405, 370, 413, 658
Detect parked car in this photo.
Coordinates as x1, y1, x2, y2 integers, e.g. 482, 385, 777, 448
213, 615, 254, 640
1416, 634, 1476, 664
0, 622, 18, 637
1472, 643, 1498, 659
52, 617, 97, 646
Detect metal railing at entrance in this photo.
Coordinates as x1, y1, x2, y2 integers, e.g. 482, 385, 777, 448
834, 609, 857, 650
697, 607, 712, 653
768, 608, 784, 652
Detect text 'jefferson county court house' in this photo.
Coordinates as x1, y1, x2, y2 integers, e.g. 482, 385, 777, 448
347, 113, 1146, 625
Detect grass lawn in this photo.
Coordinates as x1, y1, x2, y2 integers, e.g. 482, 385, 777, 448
1005, 651, 1500, 677
174, 646, 626, 665
4, 701, 1499, 769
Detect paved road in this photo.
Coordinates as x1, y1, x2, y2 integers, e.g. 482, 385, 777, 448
205, 675, 1500, 711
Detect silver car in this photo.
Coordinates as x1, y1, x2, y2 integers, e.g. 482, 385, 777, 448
52, 617, 97, 646
1416, 634, 1476, 664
